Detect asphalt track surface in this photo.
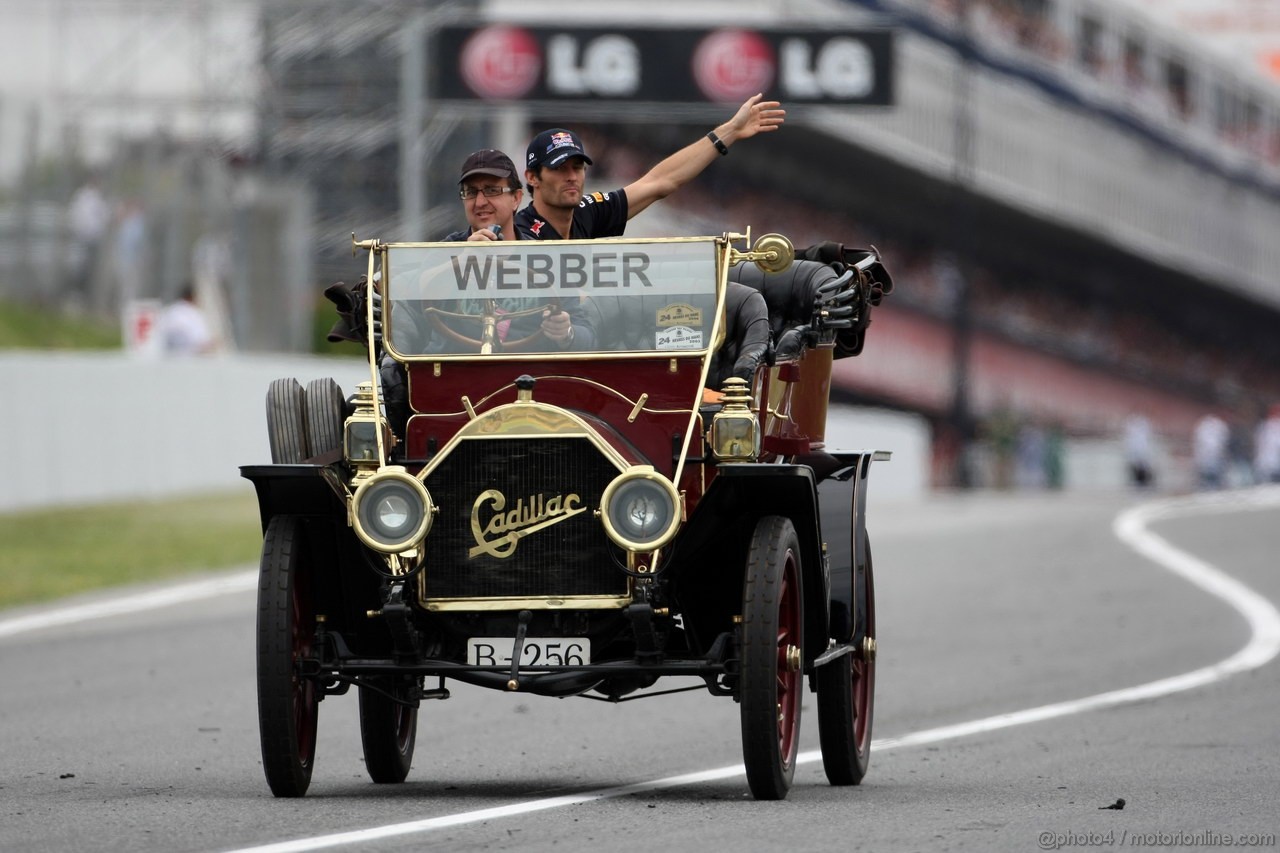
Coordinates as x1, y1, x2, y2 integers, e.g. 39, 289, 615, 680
2, 487, 1278, 853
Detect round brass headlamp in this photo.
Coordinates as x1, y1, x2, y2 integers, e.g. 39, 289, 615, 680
351, 467, 433, 553
600, 466, 681, 552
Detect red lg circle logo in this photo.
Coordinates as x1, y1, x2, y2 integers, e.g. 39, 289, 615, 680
692, 29, 776, 103
460, 26, 542, 100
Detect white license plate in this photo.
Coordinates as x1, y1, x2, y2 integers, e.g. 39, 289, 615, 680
466, 637, 591, 667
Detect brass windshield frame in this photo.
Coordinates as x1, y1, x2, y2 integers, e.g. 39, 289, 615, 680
377, 235, 729, 363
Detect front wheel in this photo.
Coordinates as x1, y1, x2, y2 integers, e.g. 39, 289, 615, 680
256, 515, 319, 797
816, 538, 876, 785
359, 676, 418, 784
740, 515, 804, 801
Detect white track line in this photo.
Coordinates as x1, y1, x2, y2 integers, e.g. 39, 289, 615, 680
223, 487, 1280, 853
873, 487, 1280, 752
2, 491, 1276, 853
0, 570, 257, 639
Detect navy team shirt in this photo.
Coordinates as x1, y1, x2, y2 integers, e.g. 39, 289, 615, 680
514, 188, 629, 240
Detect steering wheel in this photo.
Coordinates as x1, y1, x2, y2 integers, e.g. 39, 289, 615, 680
423, 299, 563, 353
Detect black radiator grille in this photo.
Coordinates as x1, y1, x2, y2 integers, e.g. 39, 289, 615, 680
423, 437, 624, 600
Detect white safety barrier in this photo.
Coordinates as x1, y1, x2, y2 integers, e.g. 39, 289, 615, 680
1, 353, 931, 513
0, 352, 369, 513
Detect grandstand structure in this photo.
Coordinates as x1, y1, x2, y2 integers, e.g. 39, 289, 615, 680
798, 0, 1280, 448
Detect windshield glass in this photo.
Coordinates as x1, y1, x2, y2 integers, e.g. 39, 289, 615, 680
383, 238, 721, 357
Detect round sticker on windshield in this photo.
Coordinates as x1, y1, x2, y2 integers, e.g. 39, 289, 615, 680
656, 326, 703, 350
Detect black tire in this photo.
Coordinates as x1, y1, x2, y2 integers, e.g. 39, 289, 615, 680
359, 676, 418, 784
817, 538, 876, 785
740, 515, 804, 801
304, 377, 345, 457
257, 515, 319, 797
266, 378, 308, 463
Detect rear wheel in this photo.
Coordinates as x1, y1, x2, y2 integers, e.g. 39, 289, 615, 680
304, 378, 345, 457
359, 676, 418, 783
740, 515, 804, 801
266, 378, 308, 463
256, 515, 319, 797
817, 539, 876, 785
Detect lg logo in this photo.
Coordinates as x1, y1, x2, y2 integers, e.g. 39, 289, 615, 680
780, 37, 877, 99
454, 25, 884, 103
692, 30, 877, 101
547, 34, 640, 96
460, 27, 639, 98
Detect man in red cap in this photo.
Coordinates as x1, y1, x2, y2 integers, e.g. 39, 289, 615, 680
516, 93, 785, 240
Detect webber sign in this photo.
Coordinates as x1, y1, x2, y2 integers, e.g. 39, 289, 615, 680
434, 25, 894, 106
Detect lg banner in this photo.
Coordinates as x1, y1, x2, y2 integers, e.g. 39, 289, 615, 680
433, 26, 894, 106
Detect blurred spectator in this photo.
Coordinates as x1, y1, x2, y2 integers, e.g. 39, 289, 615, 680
1122, 413, 1156, 489
67, 177, 112, 308
1255, 404, 1280, 484
985, 404, 1020, 490
1076, 15, 1108, 78
193, 229, 231, 290
931, 421, 965, 489
1226, 412, 1255, 487
933, 252, 966, 314
192, 229, 235, 350
1164, 61, 1194, 121
1192, 412, 1230, 490
156, 283, 214, 356
1014, 419, 1047, 489
1044, 420, 1065, 490
112, 199, 149, 309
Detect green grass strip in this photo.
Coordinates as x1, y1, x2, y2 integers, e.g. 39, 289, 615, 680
0, 297, 122, 349
0, 490, 263, 609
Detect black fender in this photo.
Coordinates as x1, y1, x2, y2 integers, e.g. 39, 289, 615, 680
239, 464, 385, 646
813, 452, 883, 644
670, 463, 829, 662
239, 464, 349, 532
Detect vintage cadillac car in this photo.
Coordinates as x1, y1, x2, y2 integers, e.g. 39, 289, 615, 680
242, 230, 891, 800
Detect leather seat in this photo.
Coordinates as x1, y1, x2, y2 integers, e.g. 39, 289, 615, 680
706, 283, 770, 390
728, 259, 869, 359
728, 259, 839, 342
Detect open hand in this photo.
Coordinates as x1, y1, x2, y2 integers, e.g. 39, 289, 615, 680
726, 94, 786, 142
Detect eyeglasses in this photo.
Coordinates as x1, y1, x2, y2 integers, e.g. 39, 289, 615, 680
459, 186, 515, 200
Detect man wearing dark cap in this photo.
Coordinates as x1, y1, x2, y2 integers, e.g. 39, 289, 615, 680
423, 148, 591, 349
516, 93, 785, 240
442, 149, 524, 242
